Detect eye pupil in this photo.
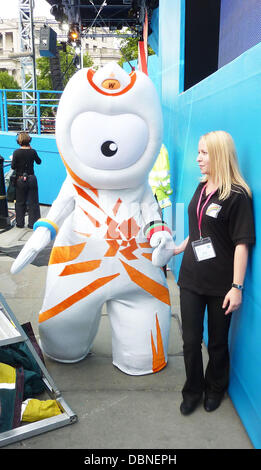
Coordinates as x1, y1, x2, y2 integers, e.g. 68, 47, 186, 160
101, 140, 118, 157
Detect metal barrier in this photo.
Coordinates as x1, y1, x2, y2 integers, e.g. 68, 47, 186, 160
0, 88, 63, 135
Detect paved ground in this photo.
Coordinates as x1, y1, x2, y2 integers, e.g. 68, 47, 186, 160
0, 205, 253, 450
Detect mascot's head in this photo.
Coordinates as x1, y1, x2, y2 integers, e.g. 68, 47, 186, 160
56, 62, 163, 189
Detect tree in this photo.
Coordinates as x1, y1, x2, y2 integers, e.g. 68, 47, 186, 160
0, 71, 20, 90
36, 44, 93, 91
118, 31, 155, 67
36, 44, 93, 117
0, 72, 22, 122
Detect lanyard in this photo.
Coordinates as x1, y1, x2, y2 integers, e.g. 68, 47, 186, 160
196, 184, 216, 238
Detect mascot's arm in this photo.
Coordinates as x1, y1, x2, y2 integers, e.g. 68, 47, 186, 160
11, 177, 75, 274
141, 186, 175, 267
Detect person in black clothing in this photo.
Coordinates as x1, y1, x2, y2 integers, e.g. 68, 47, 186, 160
173, 131, 255, 415
11, 132, 41, 228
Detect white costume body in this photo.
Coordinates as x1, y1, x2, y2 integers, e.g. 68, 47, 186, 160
12, 63, 174, 375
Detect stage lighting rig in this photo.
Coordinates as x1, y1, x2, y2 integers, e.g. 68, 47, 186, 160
68, 24, 81, 47
50, 3, 67, 23
128, 0, 159, 38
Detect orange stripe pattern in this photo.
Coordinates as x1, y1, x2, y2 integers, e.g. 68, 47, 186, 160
73, 184, 104, 212
49, 243, 86, 265
119, 238, 138, 260
59, 260, 101, 276
142, 252, 152, 261
73, 231, 91, 237
120, 260, 170, 306
113, 198, 122, 216
104, 239, 120, 257
59, 152, 98, 196
39, 273, 120, 323
151, 314, 167, 373
105, 217, 121, 240
118, 218, 140, 239
87, 68, 136, 96
80, 206, 101, 227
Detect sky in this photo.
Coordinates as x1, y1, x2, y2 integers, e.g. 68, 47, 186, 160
1, 0, 54, 20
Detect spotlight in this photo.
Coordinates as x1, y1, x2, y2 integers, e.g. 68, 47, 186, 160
68, 24, 80, 45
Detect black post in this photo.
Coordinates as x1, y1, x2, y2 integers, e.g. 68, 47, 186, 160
0, 156, 11, 229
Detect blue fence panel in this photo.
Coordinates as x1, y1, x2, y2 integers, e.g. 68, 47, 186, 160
0, 88, 61, 134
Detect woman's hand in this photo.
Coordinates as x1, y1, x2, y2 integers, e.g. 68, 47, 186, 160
222, 243, 248, 315
222, 288, 242, 315
173, 236, 189, 255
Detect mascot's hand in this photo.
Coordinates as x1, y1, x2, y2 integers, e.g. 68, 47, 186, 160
150, 231, 175, 267
10, 227, 51, 274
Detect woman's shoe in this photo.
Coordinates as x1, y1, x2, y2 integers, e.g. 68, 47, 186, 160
204, 395, 223, 412
180, 398, 201, 416
16, 224, 24, 228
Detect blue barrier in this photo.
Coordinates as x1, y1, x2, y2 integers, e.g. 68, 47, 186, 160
0, 131, 66, 205
154, 0, 261, 448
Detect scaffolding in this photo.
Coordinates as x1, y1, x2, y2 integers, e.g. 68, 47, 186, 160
18, 0, 37, 131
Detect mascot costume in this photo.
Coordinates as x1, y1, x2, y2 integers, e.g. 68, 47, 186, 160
11, 62, 174, 375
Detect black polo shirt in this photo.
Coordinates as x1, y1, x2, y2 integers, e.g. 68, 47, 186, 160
12, 148, 41, 176
178, 183, 255, 296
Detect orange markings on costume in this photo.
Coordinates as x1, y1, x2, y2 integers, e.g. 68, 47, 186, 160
104, 238, 140, 260
105, 217, 122, 240
49, 243, 86, 265
118, 218, 140, 240
139, 242, 151, 249
87, 68, 136, 97
73, 184, 103, 212
73, 231, 91, 237
104, 239, 120, 257
120, 260, 171, 306
59, 153, 98, 196
59, 260, 101, 276
112, 198, 122, 216
80, 206, 101, 227
151, 314, 167, 373
142, 252, 152, 261
39, 273, 120, 323
102, 78, 121, 90
119, 238, 138, 260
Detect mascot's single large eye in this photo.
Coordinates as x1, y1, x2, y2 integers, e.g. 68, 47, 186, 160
70, 111, 149, 170
101, 141, 118, 157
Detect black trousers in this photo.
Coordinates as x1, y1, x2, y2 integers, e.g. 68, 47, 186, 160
15, 175, 41, 228
180, 288, 232, 402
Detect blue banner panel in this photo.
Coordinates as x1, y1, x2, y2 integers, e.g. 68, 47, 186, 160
156, 0, 261, 448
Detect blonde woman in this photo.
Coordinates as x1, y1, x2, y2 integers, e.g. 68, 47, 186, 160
174, 131, 255, 415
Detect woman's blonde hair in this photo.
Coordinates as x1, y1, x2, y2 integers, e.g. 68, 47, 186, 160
200, 130, 251, 200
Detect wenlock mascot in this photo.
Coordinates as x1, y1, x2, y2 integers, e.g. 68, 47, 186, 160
11, 62, 174, 375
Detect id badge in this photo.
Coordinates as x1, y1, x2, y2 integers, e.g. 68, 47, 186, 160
191, 237, 216, 262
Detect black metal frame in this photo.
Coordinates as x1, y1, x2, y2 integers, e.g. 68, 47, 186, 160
46, 1, 158, 37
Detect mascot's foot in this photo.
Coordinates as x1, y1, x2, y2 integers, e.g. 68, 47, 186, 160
43, 351, 89, 363
39, 340, 90, 363
112, 359, 168, 376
